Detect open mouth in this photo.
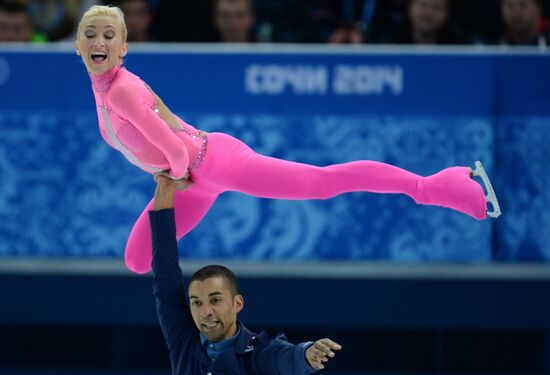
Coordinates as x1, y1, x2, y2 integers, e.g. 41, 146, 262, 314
91, 52, 107, 63
202, 321, 219, 330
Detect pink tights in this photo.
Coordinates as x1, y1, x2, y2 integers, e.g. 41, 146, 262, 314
125, 132, 487, 273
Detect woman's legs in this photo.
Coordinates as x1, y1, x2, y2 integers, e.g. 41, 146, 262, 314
207, 133, 486, 219
125, 190, 217, 274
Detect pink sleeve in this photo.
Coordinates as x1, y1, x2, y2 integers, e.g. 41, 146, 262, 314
109, 82, 189, 179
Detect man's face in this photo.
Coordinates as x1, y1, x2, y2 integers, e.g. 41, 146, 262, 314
501, 0, 541, 38
188, 276, 243, 342
0, 11, 32, 42
409, 0, 448, 35
214, 0, 254, 42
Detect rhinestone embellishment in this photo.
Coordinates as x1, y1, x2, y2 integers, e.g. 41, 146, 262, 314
90, 64, 122, 94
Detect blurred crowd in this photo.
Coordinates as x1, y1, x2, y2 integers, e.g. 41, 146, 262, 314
1, 0, 549, 47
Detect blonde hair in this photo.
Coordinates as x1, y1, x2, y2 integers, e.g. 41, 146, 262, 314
77, 5, 127, 42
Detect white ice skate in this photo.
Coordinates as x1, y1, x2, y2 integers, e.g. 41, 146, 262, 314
471, 161, 501, 218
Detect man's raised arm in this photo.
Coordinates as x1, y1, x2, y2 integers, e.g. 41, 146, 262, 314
150, 174, 194, 351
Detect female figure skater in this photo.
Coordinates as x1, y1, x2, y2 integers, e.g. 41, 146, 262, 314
76, 5, 500, 274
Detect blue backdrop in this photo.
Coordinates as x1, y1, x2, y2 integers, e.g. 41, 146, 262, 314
0, 46, 548, 262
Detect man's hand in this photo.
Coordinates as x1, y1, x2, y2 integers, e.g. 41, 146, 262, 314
153, 172, 194, 211
305, 338, 342, 370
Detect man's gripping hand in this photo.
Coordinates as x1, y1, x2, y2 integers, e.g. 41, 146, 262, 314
153, 172, 194, 211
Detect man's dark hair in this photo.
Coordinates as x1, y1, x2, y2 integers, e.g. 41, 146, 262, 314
190, 265, 239, 297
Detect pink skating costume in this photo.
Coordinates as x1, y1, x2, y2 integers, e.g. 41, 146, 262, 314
90, 64, 487, 274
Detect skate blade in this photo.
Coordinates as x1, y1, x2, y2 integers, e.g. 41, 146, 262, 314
472, 161, 501, 218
